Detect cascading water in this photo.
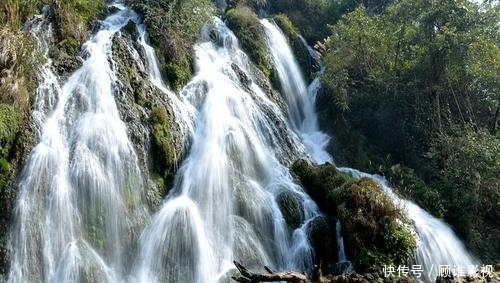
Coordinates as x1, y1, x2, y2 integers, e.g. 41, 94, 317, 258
340, 168, 480, 282
131, 18, 321, 283
261, 19, 332, 165
136, 24, 195, 144
8, 5, 148, 283
261, 18, 480, 282
8, 3, 482, 283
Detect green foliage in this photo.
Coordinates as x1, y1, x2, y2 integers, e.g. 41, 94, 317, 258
0, 0, 46, 28
270, 0, 340, 43
131, 0, 216, 89
385, 164, 444, 218
334, 178, 416, 271
291, 159, 352, 216
427, 129, 500, 262
0, 104, 21, 156
165, 61, 191, 91
318, 0, 499, 263
273, 13, 297, 38
53, 0, 106, 44
225, 6, 271, 77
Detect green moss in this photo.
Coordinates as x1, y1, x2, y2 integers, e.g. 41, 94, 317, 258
225, 6, 271, 77
0, 103, 22, 191
165, 62, 191, 91
0, 104, 22, 157
131, 0, 216, 90
51, 0, 107, 57
291, 159, 352, 216
150, 106, 176, 190
151, 172, 167, 197
333, 178, 416, 271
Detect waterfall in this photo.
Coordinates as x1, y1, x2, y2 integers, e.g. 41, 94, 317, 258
260, 17, 479, 282
8, 5, 148, 283
261, 19, 332, 165
340, 168, 480, 282
7, 3, 482, 283
135, 23, 195, 159
131, 17, 321, 283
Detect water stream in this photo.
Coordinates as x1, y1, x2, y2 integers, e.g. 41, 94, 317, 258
261, 18, 479, 282
131, 17, 321, 283
8, 6, 147, 283
7, 5, 481, 283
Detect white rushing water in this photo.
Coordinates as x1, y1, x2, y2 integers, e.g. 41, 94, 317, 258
131, 17, 321, 283
261, 17, 479, 282
340, 168, 480, 281
8, 3, 481, 283
8, 6, 148, 283
261, 19, 332, 165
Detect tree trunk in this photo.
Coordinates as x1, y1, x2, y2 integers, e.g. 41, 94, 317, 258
232, 261, 310, 283
492, 97, 500, 134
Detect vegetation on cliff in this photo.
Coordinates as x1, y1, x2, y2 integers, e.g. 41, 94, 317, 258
317, 0, 500, 263
225, 5, 271, 78
292, 160, 416, 272
128, 0, 216, 90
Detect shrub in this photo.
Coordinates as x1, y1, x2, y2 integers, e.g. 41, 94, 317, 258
333, 178, 416, 271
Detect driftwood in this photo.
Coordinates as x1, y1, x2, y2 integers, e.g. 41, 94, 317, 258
232, 261, 310, 283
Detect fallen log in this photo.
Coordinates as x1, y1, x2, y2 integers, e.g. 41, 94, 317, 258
232, 260, 310, 283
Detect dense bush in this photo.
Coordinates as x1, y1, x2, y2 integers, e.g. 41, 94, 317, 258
427, 130, 500, 262
270, 0, 340, 43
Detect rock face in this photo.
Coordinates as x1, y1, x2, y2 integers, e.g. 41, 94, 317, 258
276, 190, 304, 229
112, 32, 188, 208
308, 216, 339, 267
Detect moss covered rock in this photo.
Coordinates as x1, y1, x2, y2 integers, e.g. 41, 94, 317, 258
225, 6, 271, 78
292, 160, 416, 272
291, 159, 352, 216
333, 178, 416, 271
129, 0, 216, 90
276, 190, 304, 229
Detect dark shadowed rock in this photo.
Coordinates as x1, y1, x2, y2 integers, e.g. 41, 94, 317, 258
309, 216, 339, 266
276, 190, 304, 229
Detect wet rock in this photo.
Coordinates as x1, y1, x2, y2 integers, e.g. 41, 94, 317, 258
309, 216, 339, 266
276, 190, 304, 229
231, 62, 252, 87
111, 32, 187, 209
